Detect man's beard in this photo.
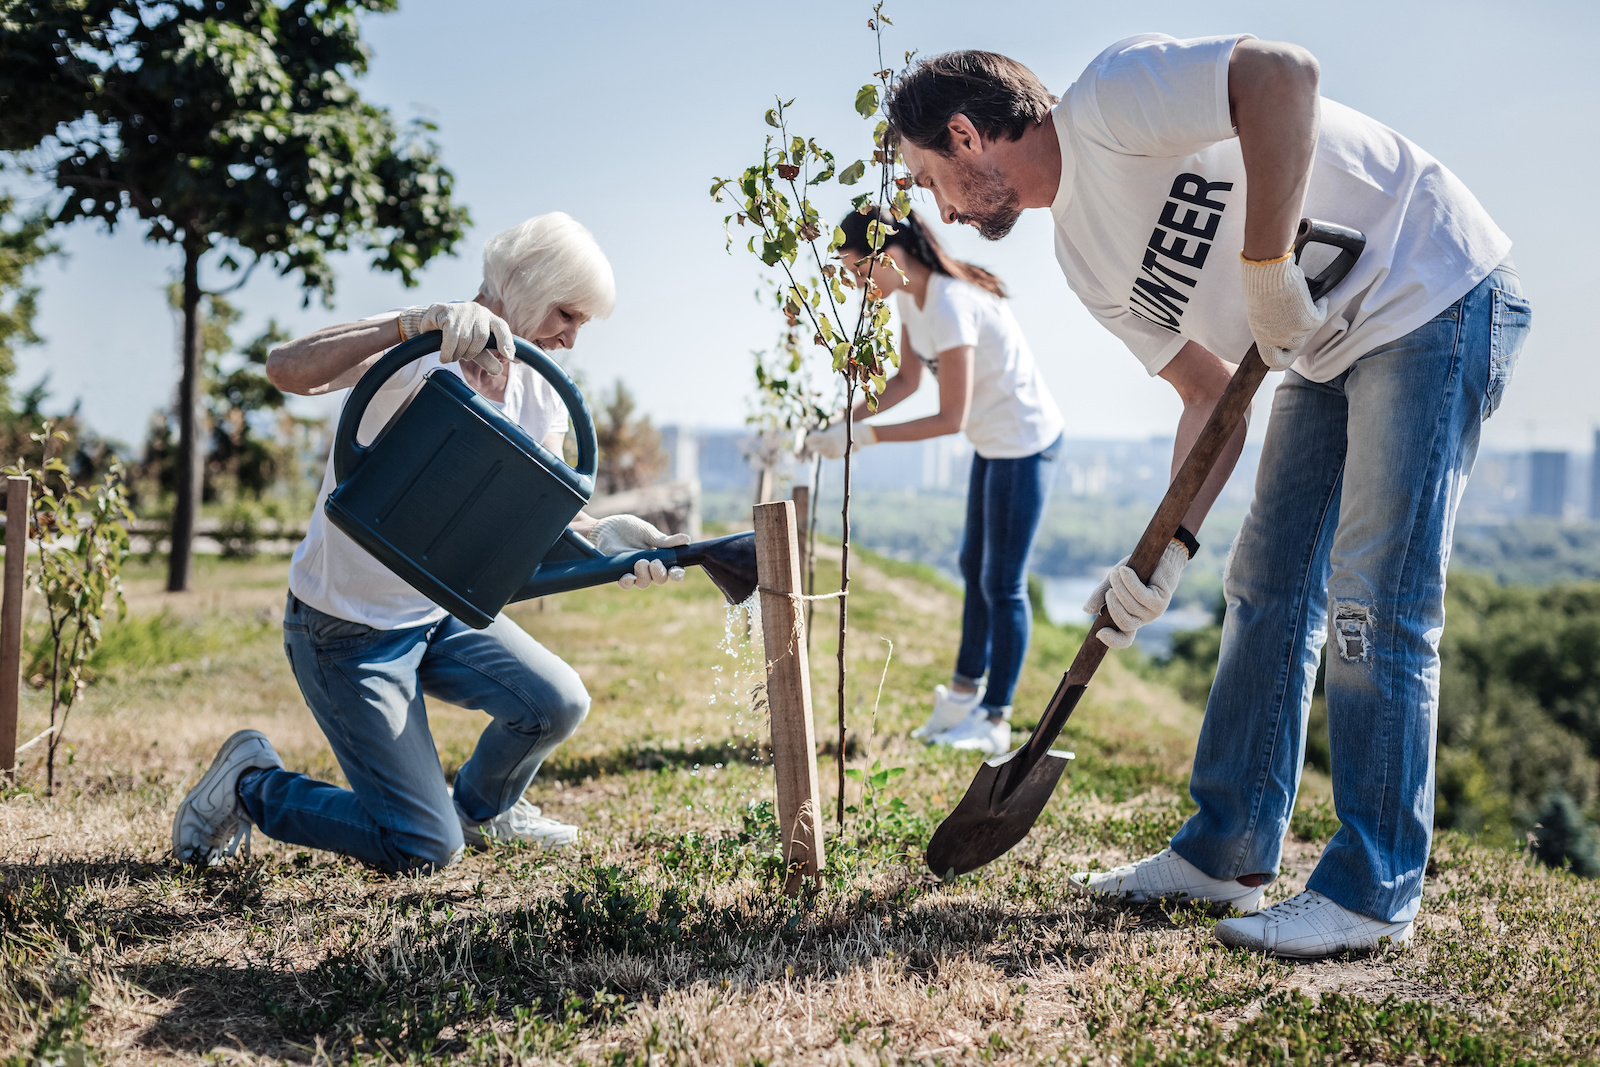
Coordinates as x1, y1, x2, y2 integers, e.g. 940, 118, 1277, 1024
955, 159, 1023, 241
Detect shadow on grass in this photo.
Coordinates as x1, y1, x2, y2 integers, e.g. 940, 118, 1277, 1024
34, 863, 1142, 1061
537, 738, 774, 782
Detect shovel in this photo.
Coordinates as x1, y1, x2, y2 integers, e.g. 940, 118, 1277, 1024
925, 218, 1366, 879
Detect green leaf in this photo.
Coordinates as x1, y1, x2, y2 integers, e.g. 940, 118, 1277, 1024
855, 84, 881, 119
764, 108, 781, 128
838, 160, 867, 186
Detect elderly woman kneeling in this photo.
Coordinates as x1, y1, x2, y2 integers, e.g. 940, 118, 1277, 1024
172, 212, 682, 871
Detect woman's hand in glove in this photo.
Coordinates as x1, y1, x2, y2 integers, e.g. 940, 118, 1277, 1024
804, 422, 878, 461
587, 515, 691, 590
1082, 539, 1192, 649
399, 302, 514, 375
1241, 252, 1326, 371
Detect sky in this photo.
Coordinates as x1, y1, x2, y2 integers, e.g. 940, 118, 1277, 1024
13, 0, 1600, 453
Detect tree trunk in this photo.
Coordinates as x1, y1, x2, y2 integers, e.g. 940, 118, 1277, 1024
167, 239, 204, 593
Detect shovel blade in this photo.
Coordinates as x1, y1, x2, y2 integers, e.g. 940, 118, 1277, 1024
924, 746, 1074, 879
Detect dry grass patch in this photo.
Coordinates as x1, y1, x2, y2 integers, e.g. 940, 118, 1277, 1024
1, 554, 1594, 1064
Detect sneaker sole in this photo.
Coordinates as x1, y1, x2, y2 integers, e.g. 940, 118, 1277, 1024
172, 729, 276, 864
1215, 922, 1414, 958
1068, 874, 1264, 914
469, 831, 580, 851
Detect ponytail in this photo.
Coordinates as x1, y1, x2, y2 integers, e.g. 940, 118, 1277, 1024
835, 207, 1007, 298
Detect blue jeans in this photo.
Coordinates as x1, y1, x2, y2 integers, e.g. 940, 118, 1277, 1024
236, 594, 590, 872
955, 433, 1062, 714
1170, 266, 1529, 923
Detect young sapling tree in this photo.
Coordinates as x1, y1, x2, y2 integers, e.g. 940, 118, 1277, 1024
712, 6, 912, 823
8, 427, 133, 795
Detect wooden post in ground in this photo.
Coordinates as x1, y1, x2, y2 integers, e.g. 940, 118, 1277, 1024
0, 476, 28, 781
791, 485, 809, 580
753, 500, 824, 892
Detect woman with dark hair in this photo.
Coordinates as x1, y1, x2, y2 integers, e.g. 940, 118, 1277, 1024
807, 208, 1063, 756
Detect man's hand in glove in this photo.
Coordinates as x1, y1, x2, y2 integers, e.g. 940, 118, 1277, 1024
1241, 251, 1325, 371
399, 302, 514, 375
587, 515, 691, 590
804, 422, 878, 461
1083, 539, 1193, 649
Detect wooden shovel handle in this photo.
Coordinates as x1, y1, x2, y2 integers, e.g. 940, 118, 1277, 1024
1065, 346, 1270, 687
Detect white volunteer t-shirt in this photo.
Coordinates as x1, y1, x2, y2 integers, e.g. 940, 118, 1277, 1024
1051, 34, 1512, 381
288, 313, 570, 629
897, 273, 1064, 459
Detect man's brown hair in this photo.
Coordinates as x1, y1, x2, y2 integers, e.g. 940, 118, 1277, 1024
886, 51, 1057, 152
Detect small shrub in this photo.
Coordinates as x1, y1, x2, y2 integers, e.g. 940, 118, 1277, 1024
1531, 790, 1600, 878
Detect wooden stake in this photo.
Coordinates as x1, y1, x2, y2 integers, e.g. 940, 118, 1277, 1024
1, 476, 28, 782
753, 500, 825, 892
790, 485, 809, 579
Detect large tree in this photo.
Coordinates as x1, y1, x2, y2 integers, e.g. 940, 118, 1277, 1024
0, 0, 469, 590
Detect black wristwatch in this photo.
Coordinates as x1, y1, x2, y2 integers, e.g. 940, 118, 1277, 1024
1171, 524, 1200, 560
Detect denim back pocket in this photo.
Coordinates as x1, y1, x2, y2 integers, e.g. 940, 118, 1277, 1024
310, 614, 380, 657
1485, 286, 1532, 420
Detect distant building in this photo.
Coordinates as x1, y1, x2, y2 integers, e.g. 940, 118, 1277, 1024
921, 435, 973, 492
658, 425, 699, 485
1529, 451, 1568, 517
1591, 432, 1600, 520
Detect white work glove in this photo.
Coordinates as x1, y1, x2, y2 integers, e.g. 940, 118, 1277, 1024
1083, 539, 1191, 649
587, 514, 691, 590
804, 422, 878, 461
1241, 253, 1326, 371
399, 302, 513, 375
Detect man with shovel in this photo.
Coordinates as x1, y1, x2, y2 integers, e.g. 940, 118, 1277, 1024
888, 35, 1529, 958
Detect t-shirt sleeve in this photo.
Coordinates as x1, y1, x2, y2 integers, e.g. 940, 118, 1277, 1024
357, 310, 432, 395
1073, 34, 1249, 157
925, 282, 984, 354
1089, 300, 1189, 376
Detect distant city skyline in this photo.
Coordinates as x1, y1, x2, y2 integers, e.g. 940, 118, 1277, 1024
681, 426, 1596, 525
10, 0, 1598, 452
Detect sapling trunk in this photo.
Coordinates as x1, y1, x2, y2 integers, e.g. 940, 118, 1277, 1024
46, 623, 62, 795
836, 385, 854, 825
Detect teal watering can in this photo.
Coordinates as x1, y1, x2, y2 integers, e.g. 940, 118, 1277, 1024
324, 332, 758, 629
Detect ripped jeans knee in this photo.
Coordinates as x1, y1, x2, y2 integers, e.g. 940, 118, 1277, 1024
1332, 598, 1375, 664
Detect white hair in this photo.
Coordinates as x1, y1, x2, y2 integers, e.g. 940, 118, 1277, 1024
478, 212, 616, 334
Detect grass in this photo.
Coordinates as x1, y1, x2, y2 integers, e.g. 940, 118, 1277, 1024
1, 551, 1596, 1064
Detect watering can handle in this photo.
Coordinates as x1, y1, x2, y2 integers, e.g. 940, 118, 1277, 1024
331, 332, 599, 491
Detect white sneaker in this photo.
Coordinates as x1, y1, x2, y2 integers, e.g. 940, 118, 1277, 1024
931, 706, 1012, 757
912, 683, 985, 739
1069, 848, 1264, 913
172, 729, 282, 865
460, 795, 579, 850
1213, 889, 1413, 958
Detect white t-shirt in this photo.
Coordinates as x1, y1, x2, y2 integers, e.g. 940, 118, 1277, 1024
1051, 33, 1512, 381
897, 273, 1064, 459
288, 323, 570, 629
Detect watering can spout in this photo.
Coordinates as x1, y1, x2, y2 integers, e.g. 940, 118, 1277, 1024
510, 530, 758, 606
678, 533, 759, 605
